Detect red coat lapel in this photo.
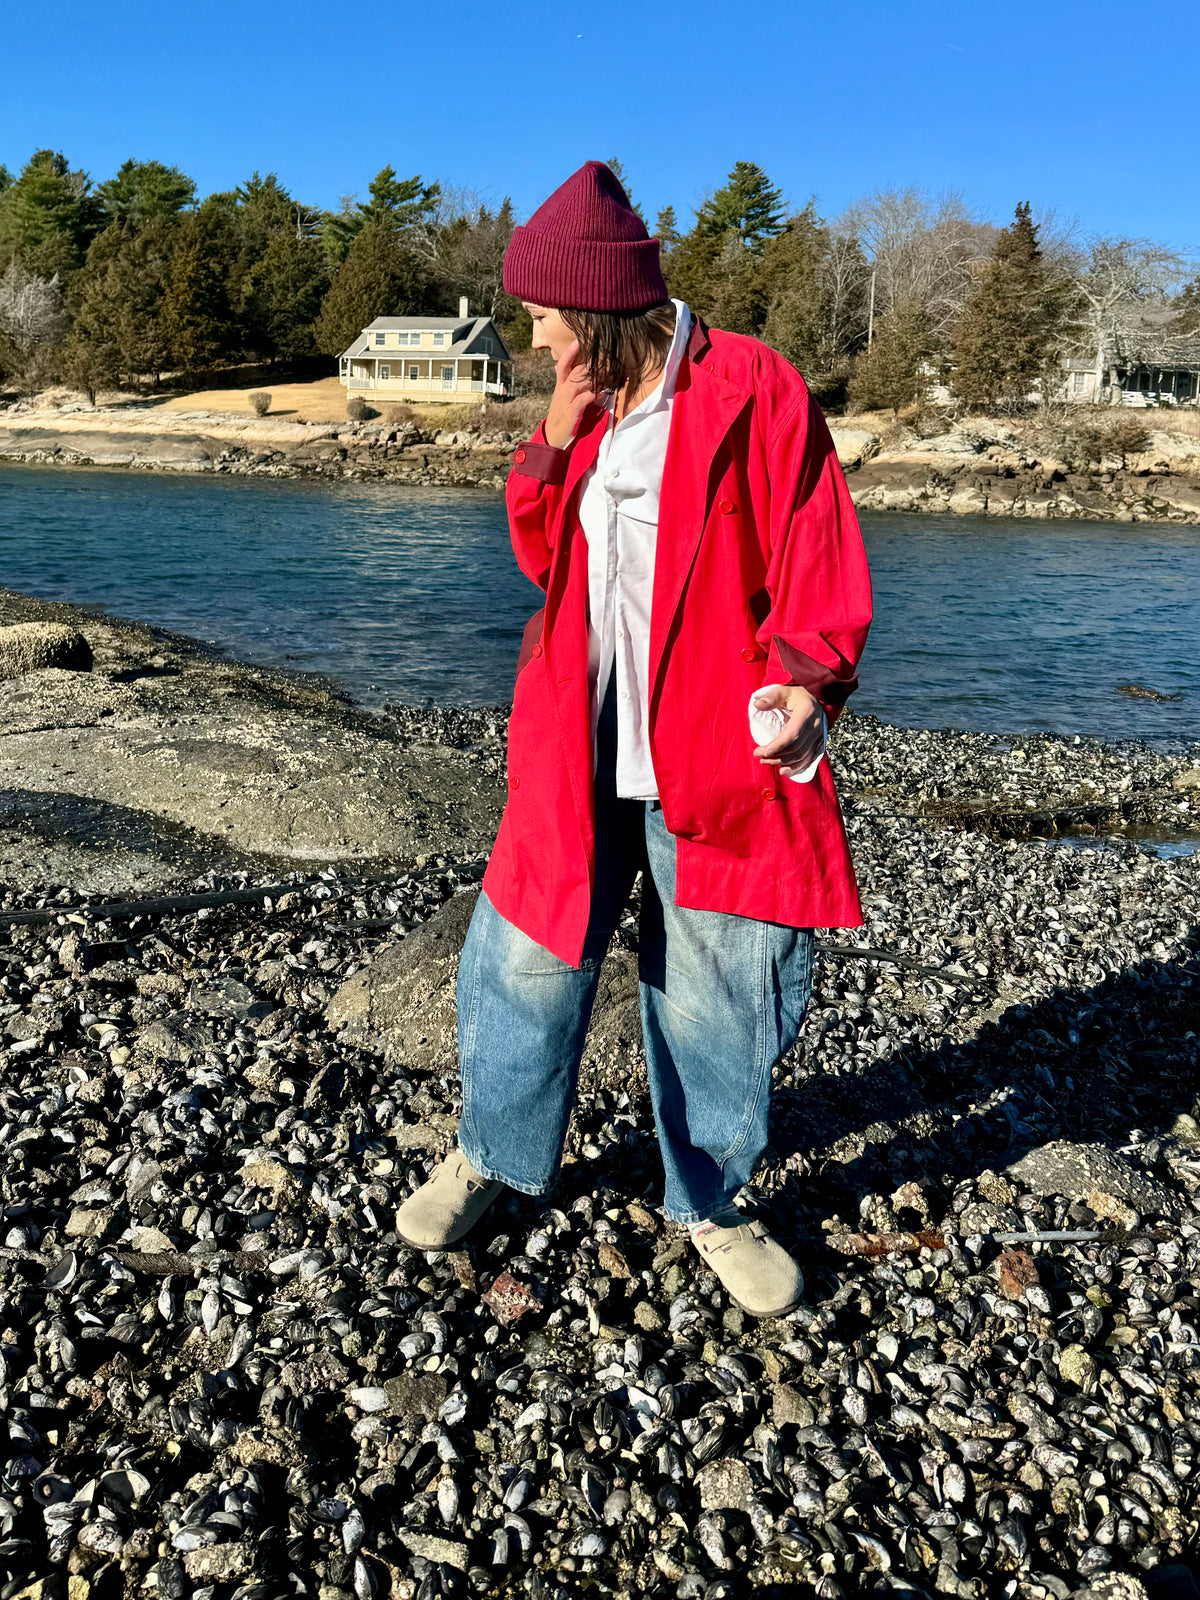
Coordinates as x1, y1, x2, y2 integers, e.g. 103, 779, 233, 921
648, 340, 751, 706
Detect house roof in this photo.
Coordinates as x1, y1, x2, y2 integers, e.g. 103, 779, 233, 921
340, 315, 513, 362
1109, 331, 1200, 372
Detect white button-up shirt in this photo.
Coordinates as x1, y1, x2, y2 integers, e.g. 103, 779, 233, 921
578, 299, 693, 800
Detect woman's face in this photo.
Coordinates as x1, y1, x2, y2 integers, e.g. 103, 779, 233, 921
524, 304, 576, 362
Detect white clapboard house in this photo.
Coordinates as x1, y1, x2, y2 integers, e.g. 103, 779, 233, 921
338, 298, 513, 405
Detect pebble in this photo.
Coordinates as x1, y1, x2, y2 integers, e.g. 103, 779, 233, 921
0, 705, 1197, 1597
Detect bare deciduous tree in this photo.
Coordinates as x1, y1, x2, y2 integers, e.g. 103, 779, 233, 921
426, 188, 518, 320
837, 187, 997, 341
1069, 238, 1196, 397
0, 260, 68, 386
816, 229, 872, 367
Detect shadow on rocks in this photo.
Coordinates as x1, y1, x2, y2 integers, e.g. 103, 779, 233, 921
332, 889, 1200, 1239
769, 924, 1200, 1222
0, 784, 273, 879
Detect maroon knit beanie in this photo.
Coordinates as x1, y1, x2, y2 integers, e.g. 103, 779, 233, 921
503, 161, 668, 312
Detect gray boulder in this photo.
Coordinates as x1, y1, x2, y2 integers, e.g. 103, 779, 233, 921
326, 887, 643, 1085
1007, 1140, 1181, 1218
0, 622, 92, 678
827, 428, 879, 470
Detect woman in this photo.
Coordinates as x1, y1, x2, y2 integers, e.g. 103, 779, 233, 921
397, 162, 872, 1317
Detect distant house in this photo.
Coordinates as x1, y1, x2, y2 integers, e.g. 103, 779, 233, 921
1059, 335, 1200, 407
338, 298, 513, 405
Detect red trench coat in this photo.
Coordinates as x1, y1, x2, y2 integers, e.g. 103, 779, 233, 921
482, 317, 873, 968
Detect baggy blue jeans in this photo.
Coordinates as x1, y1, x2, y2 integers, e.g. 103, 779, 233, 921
457, 687, 815, 1224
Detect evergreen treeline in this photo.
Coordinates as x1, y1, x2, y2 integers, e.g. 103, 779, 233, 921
0, 148, 1194, 410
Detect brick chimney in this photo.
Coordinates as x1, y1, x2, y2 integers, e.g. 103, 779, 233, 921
459, 296, 470, 318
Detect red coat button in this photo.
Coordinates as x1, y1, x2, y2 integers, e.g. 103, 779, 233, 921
719, 499, 735, 514
514, 449, 527, 463
531, 643, 543, 658
511, 775, 521, 789
741, 647, 759, 662
763, 787, 777, 801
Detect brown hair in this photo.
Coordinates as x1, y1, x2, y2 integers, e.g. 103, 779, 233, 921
560, 302, 677, 404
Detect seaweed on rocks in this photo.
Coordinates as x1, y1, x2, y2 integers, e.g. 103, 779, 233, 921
0, 707, 1199, 1599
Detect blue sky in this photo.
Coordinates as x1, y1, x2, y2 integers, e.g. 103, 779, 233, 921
3, 0, 1196, 249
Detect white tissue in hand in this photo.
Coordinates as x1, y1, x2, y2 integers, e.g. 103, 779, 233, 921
746, 690, 825, 785
748, 698, 789, 747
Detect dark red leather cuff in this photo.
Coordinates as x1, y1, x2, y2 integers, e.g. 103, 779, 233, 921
773, 637, 859, 707
512, 440, 569, 485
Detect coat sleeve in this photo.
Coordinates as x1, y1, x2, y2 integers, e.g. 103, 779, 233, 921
505, 420, 570, 594
756, 389, 873, 725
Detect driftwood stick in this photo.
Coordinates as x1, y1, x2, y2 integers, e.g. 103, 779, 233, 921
0, 882, 307, 927
817, 942, 984, 984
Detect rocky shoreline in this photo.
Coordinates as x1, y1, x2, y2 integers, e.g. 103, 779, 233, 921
1, 591, 1200, 1600
4, 402, 1200, 523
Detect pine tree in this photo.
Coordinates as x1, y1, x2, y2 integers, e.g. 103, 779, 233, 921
96, 160, 195, 226
698, 162, 786, 252
948, 202, 1058, 409
1172, 277, 1200, 335
159, 206, 236, 378
224, 173, 323, 357
312, 220, 430, 355
665, 162, 786, 319
664, 218, 724, 315
847, 298, 932, 412
702, 236, 767, 336
604, 159, 644, 220
244, 230, 330, 362
233, 172, 321, 261
66, 218, 176, 388
655, 206, 680, 249
758, 203, 830, 370
0, 149, 101, 276
654, 205, 680, 282
322, 168, 440, 263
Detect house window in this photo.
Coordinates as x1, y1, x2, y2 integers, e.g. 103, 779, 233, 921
441, 365, 454, 387
409, 365, 418, 380
379, 365, 390, 380
374, 333, 386, 346
398, 331, 419, 346
433, 332, 447, 348
1071, 371, 1087, 395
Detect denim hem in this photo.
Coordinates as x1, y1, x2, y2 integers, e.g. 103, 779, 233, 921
455, 1139, 551, 1199
663, 1199, 735, 1227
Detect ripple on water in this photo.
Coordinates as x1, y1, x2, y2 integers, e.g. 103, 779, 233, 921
1, 467, 1198, 743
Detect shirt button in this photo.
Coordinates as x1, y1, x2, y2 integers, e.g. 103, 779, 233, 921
531, 643, 543, 658
514, 449, 526, 463
741, 647, 759, 662
719, 499, 735, 514
621, 692, 630, 701
609, 469, 620, 480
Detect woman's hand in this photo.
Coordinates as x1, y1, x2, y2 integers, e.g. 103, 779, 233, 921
752, 684, 825, 775
543, 339, 597, 449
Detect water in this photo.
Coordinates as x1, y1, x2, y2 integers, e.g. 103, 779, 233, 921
1, 465, 1198, 745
